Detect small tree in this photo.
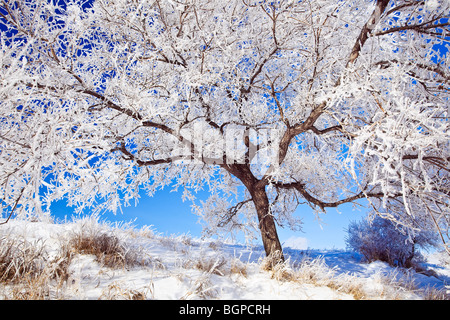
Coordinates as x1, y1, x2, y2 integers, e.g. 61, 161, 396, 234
0, 0, 449, 260
345, 214, 439, 268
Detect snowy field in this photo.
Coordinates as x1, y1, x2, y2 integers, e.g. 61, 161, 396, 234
0, 217, 449, 300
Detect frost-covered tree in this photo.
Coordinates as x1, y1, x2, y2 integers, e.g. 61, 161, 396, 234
0, 0, 449, 259
345, 214, 439, 267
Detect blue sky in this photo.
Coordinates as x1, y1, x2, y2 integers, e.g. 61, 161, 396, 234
50, 187, 367, 250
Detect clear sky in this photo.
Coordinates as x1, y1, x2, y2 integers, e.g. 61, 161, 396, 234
50, 186, 367, 250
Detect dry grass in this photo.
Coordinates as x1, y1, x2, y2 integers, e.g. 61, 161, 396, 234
69, 232, 130, 268
67, 216, 156, 270
263, 259, 296, 282
0, 235, 47, 284
0, 233, 73, 299
1, 218, 447, 300
422, 286, 449, 300
180, 266, 220, 300
259, 253, 448, 300
180, 253, 248, 278
230, 257, 248, 277
194, 255, 228, 275
0, 217, 158, 299
99, 281, 154, 300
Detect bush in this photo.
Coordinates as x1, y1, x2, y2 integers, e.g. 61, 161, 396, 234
67, 215, 155, 269
345, 215, 437, 268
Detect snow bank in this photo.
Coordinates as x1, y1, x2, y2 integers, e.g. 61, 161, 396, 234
0, 218, 448, 300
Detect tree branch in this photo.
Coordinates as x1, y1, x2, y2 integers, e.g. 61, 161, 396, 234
217, 198, 253, 228
374, 21, 450, 37
0, 186, 25, 225
24, 80, 176, 137
308, 125, 344, 135
402, 154, 450, 172
374, 59, 450, 84
347, 0, 391, 66
273, 181, 390, 211
111, 141, 178, 166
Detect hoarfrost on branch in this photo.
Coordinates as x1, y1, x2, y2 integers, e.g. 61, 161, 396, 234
0, 0, 449, 256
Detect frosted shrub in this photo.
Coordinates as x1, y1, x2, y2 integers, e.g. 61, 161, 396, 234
68, 216, 150, 269
345, 216, 437, 268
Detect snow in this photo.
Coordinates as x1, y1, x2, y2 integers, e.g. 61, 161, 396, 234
283, 236, 309, 250
0, 218, 449, 300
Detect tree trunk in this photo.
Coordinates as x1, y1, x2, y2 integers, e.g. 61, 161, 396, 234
250, 184, 284, 263
223, 163, 284, 264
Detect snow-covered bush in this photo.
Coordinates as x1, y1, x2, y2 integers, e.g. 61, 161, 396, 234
345, 215, 438, 268
67, 216, 152, 269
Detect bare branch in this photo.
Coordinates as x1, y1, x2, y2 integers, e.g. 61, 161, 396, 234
217, 198, 253, 228
347, 0, 391, 66
274, 181, 391, 211
374, 21, 450, 37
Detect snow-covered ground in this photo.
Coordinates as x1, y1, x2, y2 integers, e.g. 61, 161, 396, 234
0, 217, 449, 300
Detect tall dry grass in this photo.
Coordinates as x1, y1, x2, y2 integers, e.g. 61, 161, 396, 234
0, 216, 156, 299
0, 217, 447, 300
0, 233, 72, 299
260, 252, 449, 300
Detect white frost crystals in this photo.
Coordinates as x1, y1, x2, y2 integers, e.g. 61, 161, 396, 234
0, 0, 449, 255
